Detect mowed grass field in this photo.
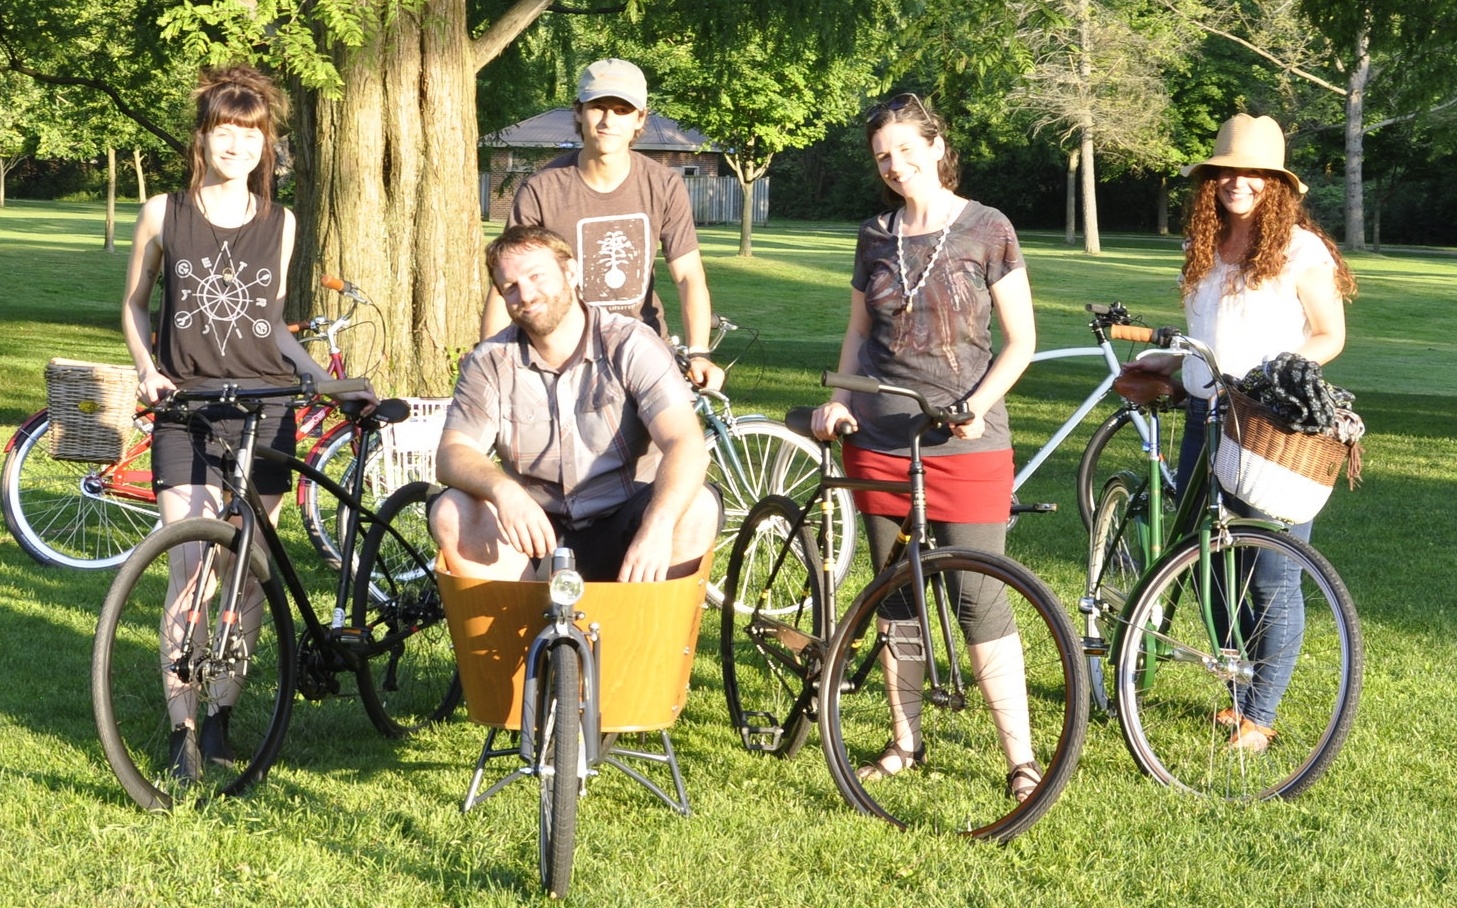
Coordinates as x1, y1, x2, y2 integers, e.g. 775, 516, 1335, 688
1, 199, 1454, 906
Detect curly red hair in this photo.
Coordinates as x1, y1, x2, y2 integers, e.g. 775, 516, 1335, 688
1181, 172, 1356, 302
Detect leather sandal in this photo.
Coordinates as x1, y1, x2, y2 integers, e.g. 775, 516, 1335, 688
1213, 706, 1241, 729
1228, 718, 1277, 753
1005, 760, 1043, 803
855, 740, 925, 783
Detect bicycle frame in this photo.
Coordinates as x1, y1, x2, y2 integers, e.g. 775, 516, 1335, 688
1014, 305, 1176, 498
177, 396, 418, 679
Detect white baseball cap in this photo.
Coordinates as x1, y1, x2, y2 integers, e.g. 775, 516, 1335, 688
577, 58, 648, 111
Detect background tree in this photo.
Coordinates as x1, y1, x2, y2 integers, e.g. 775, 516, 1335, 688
1010, 0, 1196, 253
653, 40, 872, 256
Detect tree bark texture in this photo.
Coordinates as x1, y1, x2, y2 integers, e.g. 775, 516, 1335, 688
1064, 147, 1078, 245
291, 1, 484, 397
1343, 24, 1371, 251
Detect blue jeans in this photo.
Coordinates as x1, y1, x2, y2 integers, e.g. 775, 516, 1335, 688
1177, 398, 1310, 730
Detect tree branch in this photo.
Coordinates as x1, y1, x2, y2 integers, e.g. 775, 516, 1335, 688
0, 28, 185, 155
1158, 0, 1346, 96
547, 2, 628, 12
471, 0, 556, 73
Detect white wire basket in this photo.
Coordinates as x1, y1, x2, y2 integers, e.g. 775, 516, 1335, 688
376, 397, 449, 489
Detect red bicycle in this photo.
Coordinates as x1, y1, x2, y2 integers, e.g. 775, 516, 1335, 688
2, 276, 411, 570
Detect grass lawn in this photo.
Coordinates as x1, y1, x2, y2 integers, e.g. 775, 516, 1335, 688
1, 200, 1454, 906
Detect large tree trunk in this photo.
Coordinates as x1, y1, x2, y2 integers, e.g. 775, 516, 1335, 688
291, 2, 484, 397
1343, 24, 1371, 251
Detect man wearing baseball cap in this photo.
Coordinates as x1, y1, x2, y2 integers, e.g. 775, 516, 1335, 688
481, 58, 723, 391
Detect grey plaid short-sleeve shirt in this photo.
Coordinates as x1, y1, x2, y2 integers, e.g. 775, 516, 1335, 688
444, 303, 692, 529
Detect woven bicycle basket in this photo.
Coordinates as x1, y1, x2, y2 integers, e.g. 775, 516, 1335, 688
44, 358, 137, 463
1214, 389, 1350, 524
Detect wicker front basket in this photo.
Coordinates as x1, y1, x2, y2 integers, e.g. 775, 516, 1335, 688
44, 359, 137, 463
1214, 389, 1349, 524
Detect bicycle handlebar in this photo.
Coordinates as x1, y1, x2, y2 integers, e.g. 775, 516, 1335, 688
156, 377, 372, 413
822, 371, 972, 425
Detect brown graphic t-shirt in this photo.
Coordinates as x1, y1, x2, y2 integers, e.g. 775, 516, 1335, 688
847, 200, 1026, 456
507, 151, 699, 338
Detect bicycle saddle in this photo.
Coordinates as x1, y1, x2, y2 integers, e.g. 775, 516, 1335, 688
1113, 370, 1184, 407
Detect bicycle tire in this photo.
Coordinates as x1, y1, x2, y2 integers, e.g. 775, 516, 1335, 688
539, 643, 581, 899
1084, 471, 1146, 716
1076, 405, 1183, 531
818, 547, 1087, 841
298, 423, 383, 569
3, 412, 158, 569
91, 517, 296, 810
720, 495, 824, 758
352, 481, 462, 737
1113, 526, 1362, 800
705, 418, 855, 610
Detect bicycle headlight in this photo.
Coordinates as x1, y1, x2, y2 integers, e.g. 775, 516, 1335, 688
548, 547, 584, 607
549, 567, 584, 607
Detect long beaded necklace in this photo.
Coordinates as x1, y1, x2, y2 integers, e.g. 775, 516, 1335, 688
895, 209, 951, 313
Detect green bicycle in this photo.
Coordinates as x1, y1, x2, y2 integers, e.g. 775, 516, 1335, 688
1082, 325, 1362, 800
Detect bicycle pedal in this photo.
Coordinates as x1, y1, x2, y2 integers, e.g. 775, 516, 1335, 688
1082, 637, 1109, 657
330, 626, 370, 645
739, 713, 784, 752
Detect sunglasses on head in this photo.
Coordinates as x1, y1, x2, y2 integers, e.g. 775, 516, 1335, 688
867, 92, 931, 123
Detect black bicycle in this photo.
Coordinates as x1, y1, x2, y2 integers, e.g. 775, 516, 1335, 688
721, 372, 1088, 841
91, 377, 460, 810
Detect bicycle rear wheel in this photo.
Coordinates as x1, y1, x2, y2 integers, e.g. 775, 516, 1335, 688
705, 418, 854, 609
92, 518, 296, 810
1084, 472, 1147, 715
819, 548, 1087, 841
3, 412, 158, 569
353, 481, 461, 737
1076, 405, 1182, 531
1113, 527, 1362, 799
720, 495, 823, 757
538, 643, 581, 899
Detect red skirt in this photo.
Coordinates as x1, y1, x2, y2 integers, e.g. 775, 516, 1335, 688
841, 442, 1013, 524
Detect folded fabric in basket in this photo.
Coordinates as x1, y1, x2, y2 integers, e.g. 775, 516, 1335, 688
1233, 353, 1361, 439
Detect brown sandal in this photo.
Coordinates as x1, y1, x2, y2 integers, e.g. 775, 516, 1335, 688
1228, 718, 1277, 753
855, 740, 925, 783
1005, 761, 1043, 803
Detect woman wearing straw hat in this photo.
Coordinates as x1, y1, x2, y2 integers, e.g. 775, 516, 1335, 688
1131, 112, 1357, 754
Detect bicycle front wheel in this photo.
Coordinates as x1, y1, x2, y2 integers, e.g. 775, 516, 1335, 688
3, 412, 158, 569
1113, 527, 1362, 800
1076, 406, 1182, 531
91, 518, 296, 810
538, 643, 581, 899
819, 548, 1087, 841
353, 481, 461, 737
1085, 471, 1147, 715
705, 418, 855, 609
720, 495, 823, 757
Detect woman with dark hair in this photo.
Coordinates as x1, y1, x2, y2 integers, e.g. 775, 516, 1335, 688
810, 93, 1042, 801
120, 64, 372, 782
1133, 113, 1354, 753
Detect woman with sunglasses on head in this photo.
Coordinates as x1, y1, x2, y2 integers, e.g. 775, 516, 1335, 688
1128, 113, 1355, 754
810, 93, 1042, 801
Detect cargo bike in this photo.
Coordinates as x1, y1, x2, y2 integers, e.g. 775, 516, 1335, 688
440, 548, 712, 899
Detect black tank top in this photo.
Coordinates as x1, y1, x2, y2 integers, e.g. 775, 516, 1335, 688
157, 192, 296, 389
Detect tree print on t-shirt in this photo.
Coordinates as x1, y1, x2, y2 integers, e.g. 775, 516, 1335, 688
576, 212, 651, 313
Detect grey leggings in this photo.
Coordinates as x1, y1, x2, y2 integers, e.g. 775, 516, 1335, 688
861, 513, 1017, 645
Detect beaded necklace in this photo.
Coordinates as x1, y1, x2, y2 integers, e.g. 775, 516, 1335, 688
895, 210, 951, 313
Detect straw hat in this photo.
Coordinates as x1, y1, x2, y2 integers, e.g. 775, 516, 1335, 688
1180, 113, 1308, 195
